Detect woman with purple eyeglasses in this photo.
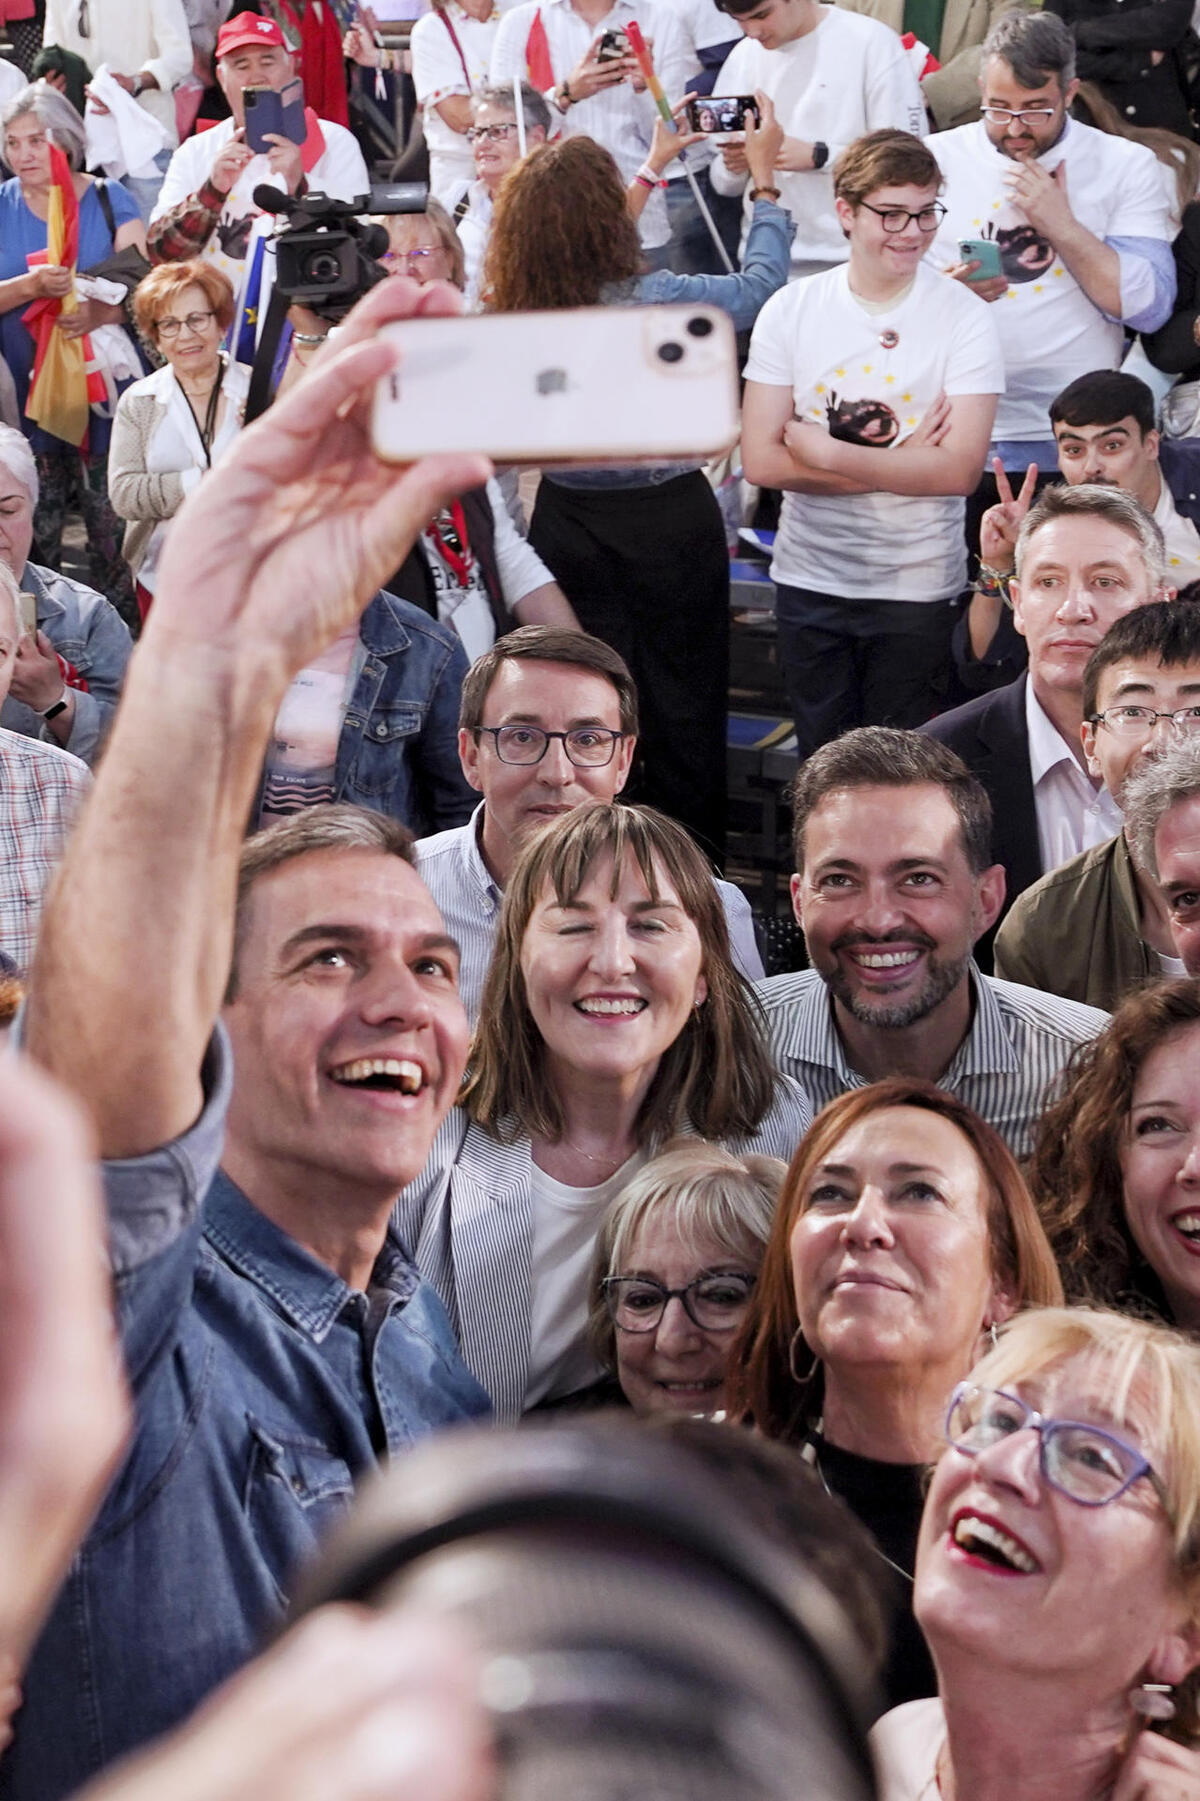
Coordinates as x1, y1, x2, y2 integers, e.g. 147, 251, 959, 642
873, 1308, 1200, 1801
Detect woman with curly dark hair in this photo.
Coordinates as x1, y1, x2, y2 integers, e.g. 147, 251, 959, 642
1029, 977, 1200, 1328
483, 110, 792, 866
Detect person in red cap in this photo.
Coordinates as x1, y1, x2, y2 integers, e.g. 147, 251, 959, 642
146, 10, 368, 358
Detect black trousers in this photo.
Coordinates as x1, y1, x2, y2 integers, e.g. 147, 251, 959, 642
775, 584, 958, 765
530, 471, 730, 865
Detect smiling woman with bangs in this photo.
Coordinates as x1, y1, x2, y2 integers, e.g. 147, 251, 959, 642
394, 801, 811, 1424
874, 1307, 1200, 1801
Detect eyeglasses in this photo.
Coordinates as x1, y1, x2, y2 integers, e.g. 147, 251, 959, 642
945, 1383, 1172, 1513
981, 105, 1058, 126
380, 247, 444, 267
857, 200, 947, 234
474, 725, 626, 767
156, 311, 216, 339
465, 122, 518, 143
1090, 704, 1200, 739
602, 1272, 756, 1334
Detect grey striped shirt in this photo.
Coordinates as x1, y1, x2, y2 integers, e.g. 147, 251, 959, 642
755, 965, 1109, 1159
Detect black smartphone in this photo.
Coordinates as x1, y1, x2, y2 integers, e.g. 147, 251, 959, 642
243, 77, 305, 153
684, 94, 760, 134
594, 25, 630, 60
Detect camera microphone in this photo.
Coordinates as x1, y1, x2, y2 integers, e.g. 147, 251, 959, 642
252, 184, 295, 215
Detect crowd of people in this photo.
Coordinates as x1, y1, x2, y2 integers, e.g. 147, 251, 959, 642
6, 0, 1200, 1797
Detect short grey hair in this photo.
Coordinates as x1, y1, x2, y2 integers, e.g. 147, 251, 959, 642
1, 82, 88, 173
227, 804, 416, 1000
1124, 736, 1200, 879
474, 82, 553, 138
0, 426, 38, 508
1014, 482, 1166, 592
982, 10, 1076, 92
586, 1139, 785, 1372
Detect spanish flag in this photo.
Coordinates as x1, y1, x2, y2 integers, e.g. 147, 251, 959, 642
524, 9, 554, 91
21, 145, 105, 448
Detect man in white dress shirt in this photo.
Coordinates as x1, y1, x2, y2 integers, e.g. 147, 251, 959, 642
925, 484, 1172, 957
489, 0, 692, 251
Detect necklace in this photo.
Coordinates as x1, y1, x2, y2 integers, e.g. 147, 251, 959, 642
179, 356, 225, 467
561, 1137, 630, 1173
807, 1439, 915, 1587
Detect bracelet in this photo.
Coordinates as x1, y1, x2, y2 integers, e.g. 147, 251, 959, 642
292, 330, 329, 346
557, 78, 572, 109
635, 163, 660, 188
749, 184, 781, 202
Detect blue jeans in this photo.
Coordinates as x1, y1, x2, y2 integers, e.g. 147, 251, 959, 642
121, 147, 172, 226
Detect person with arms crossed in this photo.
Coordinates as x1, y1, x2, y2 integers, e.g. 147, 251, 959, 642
5, 276, 494, 1801
756, 727, 1108, 1157
994, 602, 1200, 1009
741, 128, 1002, 760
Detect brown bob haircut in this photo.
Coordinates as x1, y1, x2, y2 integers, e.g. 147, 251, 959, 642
833, 129, 942, 211
723, 1079, 1064, 1443
459, 625, 639, 737
1030, 978, 1200, 1316
462, 802, 778, 1143
132, 258, 237, 345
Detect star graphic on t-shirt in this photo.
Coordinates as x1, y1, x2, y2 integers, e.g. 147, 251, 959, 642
1053, 266, 1065, 277
815, 382, 827, 394
884, 374, 896, 384
900, 391, 912, 403
834, 366, 846, 377
1033, 284, 1044, 293
862, 364, 873, 374
905, 415, 917, 427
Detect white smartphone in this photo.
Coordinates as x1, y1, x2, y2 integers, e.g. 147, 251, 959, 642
371, 305, 740, 466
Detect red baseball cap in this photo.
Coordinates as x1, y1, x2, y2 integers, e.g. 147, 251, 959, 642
216, 13, 289, 58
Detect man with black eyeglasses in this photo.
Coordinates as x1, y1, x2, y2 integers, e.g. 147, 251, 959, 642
994, 602, 1200, 1010
415, 626, 763, 1020
928, 10, 1175, 490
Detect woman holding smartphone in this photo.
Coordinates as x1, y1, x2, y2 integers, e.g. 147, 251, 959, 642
482, 97, 791, 867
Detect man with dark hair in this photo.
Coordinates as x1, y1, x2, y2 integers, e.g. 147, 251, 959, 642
1125, 734, 1200, 977
996, 603, 1200, 1007
757, 726, 1108, 1154
925, 482, 1169, 958
707, 0, 923, 273
416, 626, 763, 1018
7, 280, 493, 1799
928, 10, 1175, 482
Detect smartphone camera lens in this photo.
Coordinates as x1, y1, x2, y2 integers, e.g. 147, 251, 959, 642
686, 316, 714, 339
657, 342, 685, 364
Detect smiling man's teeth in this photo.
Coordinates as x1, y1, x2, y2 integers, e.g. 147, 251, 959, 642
577, 997, 646, 1015
1174, 1212, 1200, 1241
330, 1057, 423, 1092
953, 1516, 1037, 1573
853, 950, 920, 969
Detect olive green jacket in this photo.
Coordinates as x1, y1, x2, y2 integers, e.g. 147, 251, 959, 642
832, 0, 1038, 128
993, 830, 1160, 1016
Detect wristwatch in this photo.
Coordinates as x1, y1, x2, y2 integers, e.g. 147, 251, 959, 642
42, 692, 68, 721
131, 73, 147, 97
556, 79, 573, 110
811, 140, 829, 170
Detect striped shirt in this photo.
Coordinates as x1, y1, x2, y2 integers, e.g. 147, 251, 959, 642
0, 728, 91, 972
755, 965, 1109, 1158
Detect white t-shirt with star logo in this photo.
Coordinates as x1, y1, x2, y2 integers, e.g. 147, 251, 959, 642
927, 118, 1173, 442
744, 259, 1004, 601
1155, 476, 1200, 585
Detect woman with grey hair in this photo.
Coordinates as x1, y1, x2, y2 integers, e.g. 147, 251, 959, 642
587, 1139, 784, 1417
0, 83, 146, 623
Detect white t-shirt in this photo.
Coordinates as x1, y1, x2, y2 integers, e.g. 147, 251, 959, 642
928, 118, 1174, 441
710, 7, 924, 268
259, 625, 360, 823
744, 259, 1004, 600
411, 2, 503, 202
870, 1698, 945, 1801
1155, 476, 1200, 585
526, 1150, 646, 1406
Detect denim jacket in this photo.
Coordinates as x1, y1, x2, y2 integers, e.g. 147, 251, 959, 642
3, 562, 133, 766
330, 589, 476, 835
3, 1031, 491, 1801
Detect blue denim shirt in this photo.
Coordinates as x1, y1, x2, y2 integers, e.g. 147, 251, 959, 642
2, 1031, 491, 1801
3, 562, 133, 766
331, 589, 476, 834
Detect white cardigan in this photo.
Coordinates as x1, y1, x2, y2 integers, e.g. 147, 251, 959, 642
108, 358, 250, 591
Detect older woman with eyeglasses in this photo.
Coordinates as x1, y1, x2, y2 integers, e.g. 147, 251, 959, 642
109, 260, 247, 621
396, 800, 811, 1425
873, 1308, 1200, 1801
